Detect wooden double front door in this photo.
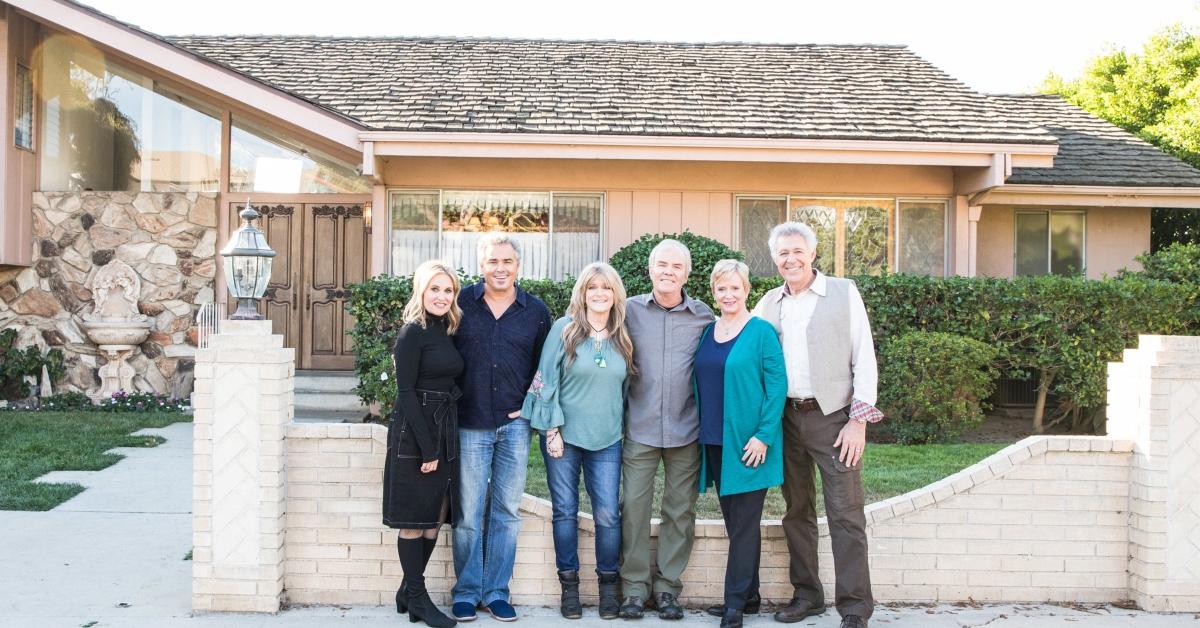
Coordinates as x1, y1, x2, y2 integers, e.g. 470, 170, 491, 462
233, 202, 367, 370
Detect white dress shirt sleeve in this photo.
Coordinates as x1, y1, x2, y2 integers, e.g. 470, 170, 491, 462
847, 282, 879, 407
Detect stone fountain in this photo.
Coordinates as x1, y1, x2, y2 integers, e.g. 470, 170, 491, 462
81, 260, 152, 402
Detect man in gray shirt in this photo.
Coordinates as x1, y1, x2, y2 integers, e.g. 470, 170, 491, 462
619, 239, 714, 620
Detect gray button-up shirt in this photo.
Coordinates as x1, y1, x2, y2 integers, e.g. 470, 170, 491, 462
625, 291, 715, 448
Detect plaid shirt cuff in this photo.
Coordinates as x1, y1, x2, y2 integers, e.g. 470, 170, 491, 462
850, 399, 885, 424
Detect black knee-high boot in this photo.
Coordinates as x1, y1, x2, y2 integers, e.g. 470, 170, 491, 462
398, 536, 455, 627
397, 536, 442, 615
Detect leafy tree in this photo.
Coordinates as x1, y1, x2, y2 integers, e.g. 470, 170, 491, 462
1042, 23, 1200, 249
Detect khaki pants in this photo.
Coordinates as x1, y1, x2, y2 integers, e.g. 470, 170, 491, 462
618, 438, 700, 599
781, 404, 873, 619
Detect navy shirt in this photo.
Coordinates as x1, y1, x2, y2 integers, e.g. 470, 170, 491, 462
695, 328, 740, 446
454, 281, 553, 430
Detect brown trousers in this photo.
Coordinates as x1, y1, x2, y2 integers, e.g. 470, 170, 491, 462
781, 404, 873, 619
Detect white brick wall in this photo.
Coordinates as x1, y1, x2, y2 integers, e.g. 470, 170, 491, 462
195, 334, 1200, 612
281, 425, 1133, 607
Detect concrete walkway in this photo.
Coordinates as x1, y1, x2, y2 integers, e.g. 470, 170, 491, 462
0, 421, 1195, 627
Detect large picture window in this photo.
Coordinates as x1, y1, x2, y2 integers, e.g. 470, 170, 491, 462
38, 35, 221, 192
230, 117, 370, 194
1015, 210, 1086, 276
389, 190, 603, 279
736, 195, 947, 278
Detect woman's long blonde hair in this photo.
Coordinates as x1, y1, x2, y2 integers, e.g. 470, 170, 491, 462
402, 260, 462, 334
562, 262, 635, 375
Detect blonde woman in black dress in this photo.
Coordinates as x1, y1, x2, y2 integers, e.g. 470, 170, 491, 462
385, 260, 464, 628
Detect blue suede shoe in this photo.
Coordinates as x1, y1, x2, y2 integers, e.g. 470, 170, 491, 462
451, 601, 478, 622
486, 600, 518, 622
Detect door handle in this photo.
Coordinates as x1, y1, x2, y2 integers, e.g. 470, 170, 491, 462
292, 273, 299, 309
305, 290, 310, 311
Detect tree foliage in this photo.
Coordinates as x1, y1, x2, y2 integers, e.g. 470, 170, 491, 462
1042, 24, 1200, 170
1042, 23, 1200, 249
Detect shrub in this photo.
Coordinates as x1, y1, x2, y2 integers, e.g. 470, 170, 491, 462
37, 391, 94, 412
877, 331, 999, 444
0, 328, 66, 401
607, 232, 743, 308
856, 273, 1200, 434
97, 391, 188, 413
1123, 242, 1200, 284
346, 272, 575, 416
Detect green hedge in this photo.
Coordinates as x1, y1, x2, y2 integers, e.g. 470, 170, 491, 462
878, 332, 999, 444
350, 263, 1200, 433
347, 273, 576, 416
1122, 242, 1200, 285
607, 231, 742, 309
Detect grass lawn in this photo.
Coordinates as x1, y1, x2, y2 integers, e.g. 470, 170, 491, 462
526, 441, 1007, 519
0, 411, 189, 511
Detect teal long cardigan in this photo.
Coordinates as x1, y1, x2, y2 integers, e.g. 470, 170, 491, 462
696, 316, 788, 497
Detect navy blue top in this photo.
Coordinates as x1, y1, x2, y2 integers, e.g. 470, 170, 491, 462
695, 329, 740, 446
454, 281, 553, 430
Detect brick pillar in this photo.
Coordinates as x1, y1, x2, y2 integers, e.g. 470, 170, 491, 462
1108, 335, 1200, 612
191, 319, 294, 612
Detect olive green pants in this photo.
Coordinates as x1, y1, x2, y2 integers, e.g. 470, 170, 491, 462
618, 438, 701, 600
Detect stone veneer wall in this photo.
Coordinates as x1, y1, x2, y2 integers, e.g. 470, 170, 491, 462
0, 191, 217, 397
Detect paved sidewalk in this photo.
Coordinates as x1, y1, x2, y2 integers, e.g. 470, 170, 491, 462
1, 421, 1195, 627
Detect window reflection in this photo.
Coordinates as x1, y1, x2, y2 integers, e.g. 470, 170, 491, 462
38, 35, 221, 192
230, 117, 370, 194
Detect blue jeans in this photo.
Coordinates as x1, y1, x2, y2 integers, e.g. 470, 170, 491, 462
541, 436, 622, 574
452, 418, 531, 606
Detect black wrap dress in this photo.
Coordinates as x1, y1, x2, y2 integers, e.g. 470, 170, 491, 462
382, 315, 464, 528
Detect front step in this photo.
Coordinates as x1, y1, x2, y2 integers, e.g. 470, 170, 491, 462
295, 370, 367, 422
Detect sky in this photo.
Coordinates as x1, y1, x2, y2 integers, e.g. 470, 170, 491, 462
82, 0, 1200, 94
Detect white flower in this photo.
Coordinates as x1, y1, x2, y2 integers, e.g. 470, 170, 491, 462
380, 371, 388, 381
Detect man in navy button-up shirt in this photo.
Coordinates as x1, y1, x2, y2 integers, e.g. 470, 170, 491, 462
455, 279, 551, 430
450, 233, 551, 621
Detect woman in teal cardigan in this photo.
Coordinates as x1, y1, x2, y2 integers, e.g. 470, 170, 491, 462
694, 259, 787, 628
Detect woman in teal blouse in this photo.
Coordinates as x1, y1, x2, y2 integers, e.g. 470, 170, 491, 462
694, 259, 787, 628
522, 262, 634, 620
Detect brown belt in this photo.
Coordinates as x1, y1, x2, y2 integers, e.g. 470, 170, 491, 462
787, 397, 819, 412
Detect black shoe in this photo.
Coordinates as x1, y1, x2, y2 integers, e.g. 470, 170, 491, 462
840, 615, 868, 628
597, 571, 621, 620
618, 595, 645, 619
558, 570, 582, 619
706, 593, 760, 617
655, 592, 683, 621
407, 590, 457, 627
773, 598, 826, 623
396, 578, 409, 613
720, 608, 744, 628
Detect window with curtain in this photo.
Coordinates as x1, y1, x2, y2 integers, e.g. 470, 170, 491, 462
1015, 210, 1086, 276
38, 35, 221, 192
389, 190, 603, 279
230, 117, 370, 194
897, 200, 947, 277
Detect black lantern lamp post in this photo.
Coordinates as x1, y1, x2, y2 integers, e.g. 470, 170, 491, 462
220, 200, 276, 320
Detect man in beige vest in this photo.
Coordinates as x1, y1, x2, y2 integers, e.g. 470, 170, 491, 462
751, 222, 884, 628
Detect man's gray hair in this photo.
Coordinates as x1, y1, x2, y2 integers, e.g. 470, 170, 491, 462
476, 232, 522, 262
768, 222, 819, 255
648, 238, 692, 274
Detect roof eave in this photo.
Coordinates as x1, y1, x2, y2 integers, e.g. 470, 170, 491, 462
12, 0, 365, 151
974, 184, 1200, 209
361, 131, 1058, 167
